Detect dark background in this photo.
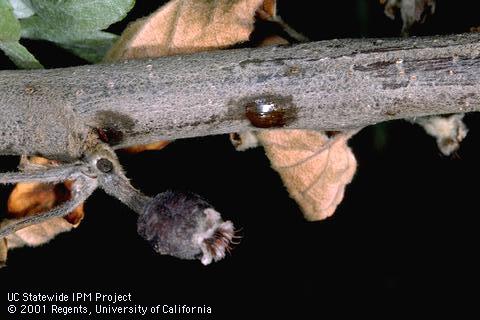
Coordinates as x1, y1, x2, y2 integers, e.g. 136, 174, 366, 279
1, 0, 479, 317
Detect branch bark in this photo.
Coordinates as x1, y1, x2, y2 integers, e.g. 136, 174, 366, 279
1, 33, 480, 159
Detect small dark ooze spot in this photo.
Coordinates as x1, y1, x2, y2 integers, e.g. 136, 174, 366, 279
96, 158, 113, 173
96, 127, 124, 145
95, 111, 135, 146
244, 95, 296, 128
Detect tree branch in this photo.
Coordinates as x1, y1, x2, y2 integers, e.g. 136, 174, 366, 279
1, 33, 480, 159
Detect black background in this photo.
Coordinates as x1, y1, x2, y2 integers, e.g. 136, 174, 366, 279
1, 0, 479, 317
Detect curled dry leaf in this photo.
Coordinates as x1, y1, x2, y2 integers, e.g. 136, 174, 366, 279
5, 213, 79, 249
105, 0, 264, 61
257, 130, 357, 221
123, 141, 170, 153
260, 0, 277, 17
5, 157, 84, 251
382, 0, 436, 36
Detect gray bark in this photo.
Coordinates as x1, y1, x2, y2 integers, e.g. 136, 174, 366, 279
1, 32, 480, 160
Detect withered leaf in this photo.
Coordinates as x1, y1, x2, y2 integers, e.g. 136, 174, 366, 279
123, 141, 170, 153
104, 0, 264, 61
5, 215, 79, 249
6, 157, 84, 250
257, 130, 357, 221
259, 0, 277, 18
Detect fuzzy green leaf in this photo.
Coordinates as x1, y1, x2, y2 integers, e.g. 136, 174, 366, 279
0, 41, 43, 69
20, 0, 135, 42
57, 31, 118, 63
0, 0, 21, 41
8, 0, 35, 19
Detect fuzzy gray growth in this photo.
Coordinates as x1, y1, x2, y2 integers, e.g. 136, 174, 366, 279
138, 191, 234, 265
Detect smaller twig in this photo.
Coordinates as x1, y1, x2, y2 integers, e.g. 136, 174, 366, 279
99, 172, 151, 215
0, 176, 97, 238
0, 163, 84, 185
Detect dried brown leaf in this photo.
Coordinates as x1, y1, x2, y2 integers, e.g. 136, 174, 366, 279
123, 141, 170, 153
5, 157, 84, 249
257, 130, 357, 221
105, 0, 264, 61
5, 215, 78, 249
260, 0, 276, 18
258, 34, 289, 46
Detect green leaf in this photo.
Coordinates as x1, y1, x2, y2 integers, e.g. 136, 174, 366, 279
8, 0, 35, 19
0, 0, 21, 41
57, 31, 118, 63
0, 41, 43, 69
20, 0, 135, 42
1, 0, 41, 69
